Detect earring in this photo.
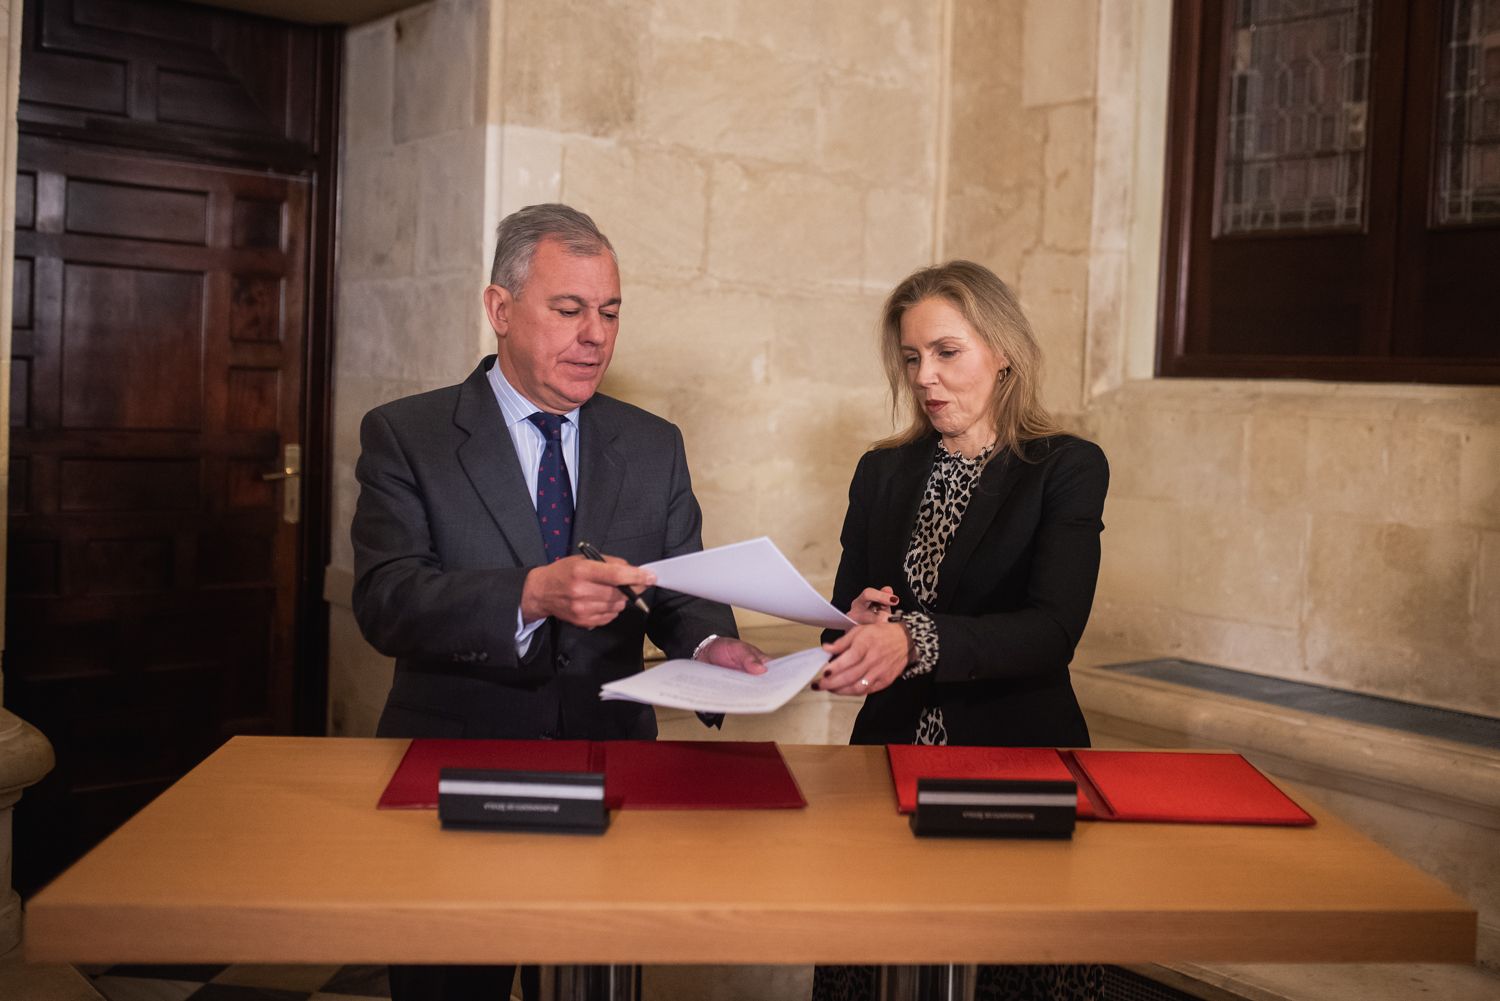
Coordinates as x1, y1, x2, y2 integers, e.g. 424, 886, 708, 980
997, 368, 1010, 381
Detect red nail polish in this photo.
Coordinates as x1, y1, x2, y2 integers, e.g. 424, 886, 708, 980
810, 683, 820, 691
822, 670, 831, 677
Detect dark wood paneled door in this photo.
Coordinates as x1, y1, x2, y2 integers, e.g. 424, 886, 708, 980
6, 0, 338, 893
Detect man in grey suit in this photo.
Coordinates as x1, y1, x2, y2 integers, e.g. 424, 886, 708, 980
352, 203, 766, 1001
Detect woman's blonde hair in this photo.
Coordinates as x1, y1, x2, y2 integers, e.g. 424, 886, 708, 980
874, 260, 1064, 459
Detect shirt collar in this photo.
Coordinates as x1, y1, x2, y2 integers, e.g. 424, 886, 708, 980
487, 358, 582, 429
935, 439, 992, 469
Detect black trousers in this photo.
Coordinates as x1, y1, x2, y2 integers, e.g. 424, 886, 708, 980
388, 963, 539, 1001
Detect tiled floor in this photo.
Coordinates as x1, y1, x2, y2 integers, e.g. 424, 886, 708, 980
80, 964, 391, 1001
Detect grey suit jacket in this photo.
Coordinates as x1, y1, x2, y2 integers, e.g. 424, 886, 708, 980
351, 357, 736, 740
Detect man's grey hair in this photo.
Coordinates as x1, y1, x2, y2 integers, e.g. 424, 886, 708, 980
489, 203, 616, 295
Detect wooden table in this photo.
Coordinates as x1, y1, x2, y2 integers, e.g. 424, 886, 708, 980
25, 736, 1475, 965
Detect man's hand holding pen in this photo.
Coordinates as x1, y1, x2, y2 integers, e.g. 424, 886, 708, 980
522, 542, 770, 674
520, 554, 655, 630
577, 540, 652, 614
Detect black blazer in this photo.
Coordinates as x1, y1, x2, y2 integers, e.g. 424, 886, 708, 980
826, 433, 1109, 747
351, 358, 736, 742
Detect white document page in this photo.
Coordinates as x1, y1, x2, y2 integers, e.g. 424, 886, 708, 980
600, 647, 831, 715
642, 537, 856, 630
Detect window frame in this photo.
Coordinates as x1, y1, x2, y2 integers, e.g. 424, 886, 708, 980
1158, 0, 1500, 385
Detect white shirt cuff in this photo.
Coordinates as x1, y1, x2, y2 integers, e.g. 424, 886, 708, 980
516, 608, 546, 657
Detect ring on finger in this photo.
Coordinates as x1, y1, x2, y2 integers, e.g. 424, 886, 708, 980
857, 678, 871, 689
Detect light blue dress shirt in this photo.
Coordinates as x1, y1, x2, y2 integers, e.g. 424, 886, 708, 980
487, 360, 582, 652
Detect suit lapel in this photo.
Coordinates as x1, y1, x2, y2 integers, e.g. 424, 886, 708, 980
572, 399, 624, 551
453, 361, 548, 566
933, 449, 1024, 611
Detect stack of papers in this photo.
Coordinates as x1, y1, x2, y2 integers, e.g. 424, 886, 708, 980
642, 537, 855, 631
601, 647, 830, 715
597, 537, 851, 714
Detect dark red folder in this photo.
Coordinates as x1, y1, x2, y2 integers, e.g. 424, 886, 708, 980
600, 741, 805, 809
378, 739, 806, 811
377, 739, 595, 810
885, 746, 1314, 826
886, 744, 1097, 818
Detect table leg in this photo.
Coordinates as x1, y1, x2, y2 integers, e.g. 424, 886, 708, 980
880, 964, 975, 1001
539, 964, 641, 1001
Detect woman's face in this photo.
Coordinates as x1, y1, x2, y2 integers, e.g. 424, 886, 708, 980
899, 297, 1007, 442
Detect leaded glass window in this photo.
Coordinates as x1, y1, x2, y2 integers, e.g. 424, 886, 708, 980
1436, 0, 1500, 224
1163, 0, 1500, 383
1220, 0, 1374, 234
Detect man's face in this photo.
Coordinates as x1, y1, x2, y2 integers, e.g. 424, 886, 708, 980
486, 238, 621, 414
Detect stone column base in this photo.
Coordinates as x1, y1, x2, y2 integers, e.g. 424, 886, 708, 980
0, 708, 55, 957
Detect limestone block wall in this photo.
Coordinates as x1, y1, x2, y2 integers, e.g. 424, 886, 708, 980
937, 0, 1500, 718
943, 0, 1096, 422
328, 0, 497, 735
326, 0, 947, 736
328, 0, 1499, 735
1083, 383, 1500, 717
491, 0, 943, 578
333, 0, 495, 574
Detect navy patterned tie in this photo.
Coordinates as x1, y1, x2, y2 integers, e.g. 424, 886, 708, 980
527, 412, 574, 563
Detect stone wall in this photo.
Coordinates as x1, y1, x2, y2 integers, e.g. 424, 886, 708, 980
1078, 0, 1499, 719
328, 0, 498, 735
328, 0, 1500, 734
943, 0, 1095, 421
939, 0, 1500, 719
496, 0, 942, 573
326, 0, 946, 735
1084, 382, 1500, 717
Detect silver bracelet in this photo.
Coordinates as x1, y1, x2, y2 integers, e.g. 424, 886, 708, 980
691, 634, 720, 660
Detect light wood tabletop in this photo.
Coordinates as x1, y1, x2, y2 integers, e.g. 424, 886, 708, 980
24, 736, 1475, 966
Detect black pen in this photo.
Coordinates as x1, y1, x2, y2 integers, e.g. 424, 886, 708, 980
576, 540, 652, 614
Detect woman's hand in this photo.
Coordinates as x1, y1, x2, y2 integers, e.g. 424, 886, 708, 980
818, 621, 914, 696
847, 586, 900, 625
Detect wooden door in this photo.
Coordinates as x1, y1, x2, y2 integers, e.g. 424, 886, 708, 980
6, 0, 338, 893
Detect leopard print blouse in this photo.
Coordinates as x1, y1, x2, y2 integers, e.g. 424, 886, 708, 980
899, 441, 991, 746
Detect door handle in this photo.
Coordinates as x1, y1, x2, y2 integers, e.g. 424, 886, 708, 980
261, 444, 301, 523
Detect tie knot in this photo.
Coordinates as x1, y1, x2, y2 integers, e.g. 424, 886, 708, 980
527, 412, 566, 440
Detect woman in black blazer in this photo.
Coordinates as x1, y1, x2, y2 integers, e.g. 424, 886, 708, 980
818, 260, 1108, 749
813, 260, 1108, 1001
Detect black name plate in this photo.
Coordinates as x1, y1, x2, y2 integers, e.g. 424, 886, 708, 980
910, 778, 1076, 839
438, 768, 608, 834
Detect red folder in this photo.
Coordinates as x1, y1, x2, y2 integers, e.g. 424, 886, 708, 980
601, 741, 805, 810
1070, 749, 1315, 826
885, 746, 1314, 826
886, 745, 1097, 818
377, 739, 595, 809
378, 739, 805, 810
